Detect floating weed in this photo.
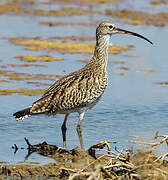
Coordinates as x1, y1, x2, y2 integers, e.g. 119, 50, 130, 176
1, 64, 48, 68
112, 60, 125, 64
0, 4, 23, 15
0, 70, 62, 81
114, 72, 125, 76
6, 35, 95, 42
33, 7, 102, 17
106, 9, 168, 26
27, 82, 52, 87
0, 4, 101, 16
9, 76, 46, 81
15, 55, 64, 62
0, 80, 8, 83
69, 0, 119, 4
118, 66, 130, 71
151, 0, 168, 5
40, 21, 95, 27
135, 69, 156, 73
84, 0, 119, 2
153, 81, 168, 85
78, 59, 89, 63
145, 69, 155, 72
0, 0, 119, 16
38, 0, 119, 5
48, 36, 95, 41
123, 53, 139, 58
8, 38, 133, 54
0, 89, 44, 96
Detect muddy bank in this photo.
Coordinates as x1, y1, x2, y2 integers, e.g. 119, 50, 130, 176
1, 133, 168, 180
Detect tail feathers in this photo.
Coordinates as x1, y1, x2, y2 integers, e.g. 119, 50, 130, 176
13, 107, 31, 121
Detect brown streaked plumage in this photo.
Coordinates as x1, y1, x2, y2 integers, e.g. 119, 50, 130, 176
13, 21, 152, 148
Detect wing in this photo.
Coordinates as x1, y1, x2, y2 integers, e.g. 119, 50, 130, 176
30, 63, 107, 115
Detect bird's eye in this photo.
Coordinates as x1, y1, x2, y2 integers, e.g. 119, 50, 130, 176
109, 25, 113, 29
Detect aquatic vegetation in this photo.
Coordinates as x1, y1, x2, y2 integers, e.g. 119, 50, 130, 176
151, 0, 168, 5
0, 89, 44, 96
33, 7, 101, 17
15, 55, 64, 62
145, 69, 155, 72
123, 53, 139, 58
1, 63, 48, 68
114, 72, 124, 76
0, 0, 120, 18
0, 4, 23, 15
27, 82, 52, 87
0, 80, 8, 83
112, 60, 125, 64
7, 35, 95, 42
8, 37, 133, 54
0, 69, 63, 95
9, 76, 46, 81
78, 59, 89, 63
48, 36, 95, 41
71, 0, 119, 3
106, 9, 168, 26
40, 21, 95, 27
153, 81, 168, 85
118, 66, 130, 71
0, 70, 61, 82
0, 4, 101, 16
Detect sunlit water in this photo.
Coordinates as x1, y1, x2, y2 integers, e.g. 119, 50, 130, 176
0, 2, 168, 165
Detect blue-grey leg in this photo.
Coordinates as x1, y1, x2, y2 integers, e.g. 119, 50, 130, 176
61, 113, 69, 148
76, 111, 85, 149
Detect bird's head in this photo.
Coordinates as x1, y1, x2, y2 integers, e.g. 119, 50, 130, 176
96, 21, 153, 44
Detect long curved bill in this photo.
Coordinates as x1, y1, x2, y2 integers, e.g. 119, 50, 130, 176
117, 28, 153, 45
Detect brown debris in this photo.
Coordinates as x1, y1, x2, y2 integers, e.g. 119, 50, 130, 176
88, 141, 116, 159
131, 131, 168, 148
24, 138, 76, 156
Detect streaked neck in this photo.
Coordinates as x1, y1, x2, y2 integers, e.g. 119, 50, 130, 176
93, 34, 110, 67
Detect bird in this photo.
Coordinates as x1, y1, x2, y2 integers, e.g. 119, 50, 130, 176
13, 21, 152, 148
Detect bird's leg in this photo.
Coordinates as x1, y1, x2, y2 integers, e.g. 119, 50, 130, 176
61, 113, 69, 148
76, 111, 85, 149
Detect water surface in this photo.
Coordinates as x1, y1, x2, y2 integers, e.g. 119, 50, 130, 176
0, 0, 168, 164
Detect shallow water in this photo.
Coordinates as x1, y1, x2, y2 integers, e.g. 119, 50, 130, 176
0, 1, 168, 165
